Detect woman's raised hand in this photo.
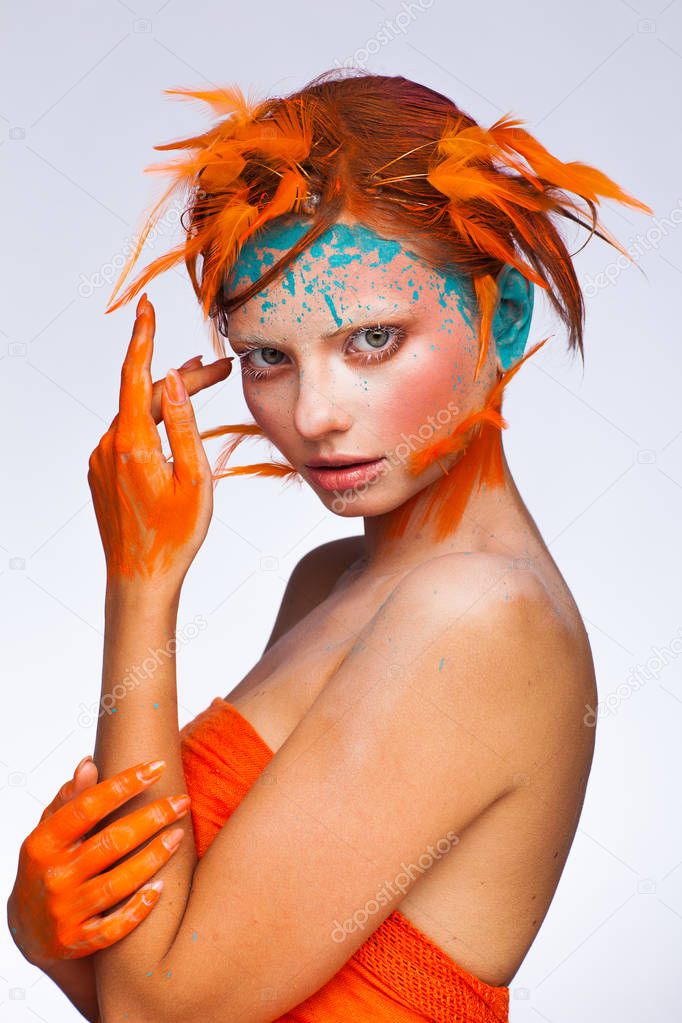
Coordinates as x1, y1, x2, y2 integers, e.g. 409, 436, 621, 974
87, 293, 233, 594
7, 758, 189, 963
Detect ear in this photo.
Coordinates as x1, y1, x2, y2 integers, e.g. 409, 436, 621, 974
492, 266, 534, 371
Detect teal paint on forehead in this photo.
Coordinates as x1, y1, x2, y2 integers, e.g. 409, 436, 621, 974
229, 216, 478, 341
323, 292, 343, 328
282, 271, 296, 297
229, 218, 311, 288
329, 251, 362, 269
229, 218, 420, 291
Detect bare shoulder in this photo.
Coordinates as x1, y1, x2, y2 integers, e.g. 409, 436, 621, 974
395, 550, 589, 656
263, 536, 365, 653
370, 551, 596, 768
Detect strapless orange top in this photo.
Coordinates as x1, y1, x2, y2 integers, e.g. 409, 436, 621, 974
180, 697, 510, 1023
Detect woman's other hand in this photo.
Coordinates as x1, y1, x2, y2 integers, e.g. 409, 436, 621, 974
7, 757, 189, 963
87, 294, 233, 595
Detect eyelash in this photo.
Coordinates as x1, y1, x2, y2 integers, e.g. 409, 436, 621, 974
237, 322, 407, 382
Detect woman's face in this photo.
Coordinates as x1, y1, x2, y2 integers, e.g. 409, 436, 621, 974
223, 213, 498, 518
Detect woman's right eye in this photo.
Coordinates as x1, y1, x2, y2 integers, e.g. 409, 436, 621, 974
240, 347, 288, 380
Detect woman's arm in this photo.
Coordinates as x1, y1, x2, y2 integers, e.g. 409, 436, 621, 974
93, 561, 565, 1023
92, 584, 198, 961
34, 959, 100, 1022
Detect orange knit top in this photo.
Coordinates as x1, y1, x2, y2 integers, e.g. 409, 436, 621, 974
180, 697, 510, 1023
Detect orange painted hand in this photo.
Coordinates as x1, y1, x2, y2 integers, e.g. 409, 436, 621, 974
7, 757, 188, 963
87, 293, 233, 590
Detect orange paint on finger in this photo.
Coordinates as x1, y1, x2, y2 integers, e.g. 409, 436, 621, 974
8, 764, 182, 962
90, 320, 212, 582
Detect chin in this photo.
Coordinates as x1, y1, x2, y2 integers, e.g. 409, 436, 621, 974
313, 476, 417, 519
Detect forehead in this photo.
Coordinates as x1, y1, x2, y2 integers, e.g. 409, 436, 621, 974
224, 215, 475, 338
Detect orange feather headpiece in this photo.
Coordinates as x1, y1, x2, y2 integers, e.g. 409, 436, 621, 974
105, 73, 653, 542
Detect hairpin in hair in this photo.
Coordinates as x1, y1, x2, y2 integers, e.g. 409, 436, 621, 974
300, 190, 321, 215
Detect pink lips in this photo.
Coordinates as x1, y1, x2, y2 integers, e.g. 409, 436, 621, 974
305, 458, 386, 492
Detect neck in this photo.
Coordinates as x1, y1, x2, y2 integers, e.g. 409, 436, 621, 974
360, 432, 534, 574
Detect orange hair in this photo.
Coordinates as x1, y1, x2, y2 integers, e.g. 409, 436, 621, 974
107, 68, 652, 541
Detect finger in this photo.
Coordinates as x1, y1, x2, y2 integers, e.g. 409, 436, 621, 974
39, 759, 98, 823
34, 760, 167, 855
116, 296, 161, 451
107, 358, 232, 434
179, 354, 204, 370
61, 795, 190, 887
162, 369, 211, 484
63, 881, 163, 957
149, 359, 232, 425
73, 827, 185, 917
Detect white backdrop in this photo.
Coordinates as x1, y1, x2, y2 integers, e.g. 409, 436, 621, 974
1, 1, 680, 1020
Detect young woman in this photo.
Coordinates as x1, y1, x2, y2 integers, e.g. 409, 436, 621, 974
7, 69, 651, 1022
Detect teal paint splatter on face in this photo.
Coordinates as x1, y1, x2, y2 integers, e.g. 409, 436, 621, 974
329, 251, 362, 269
227, 217, 486, 389
435, 273, 475, 333
230, 219, 413, 295
323, 291, 342, 328
229, 219, 311, 289
308, 223, 406, 269
282, 271, 296, 297
438, 656, 445, 671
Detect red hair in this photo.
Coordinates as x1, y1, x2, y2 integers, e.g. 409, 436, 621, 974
107, 68, 652, 541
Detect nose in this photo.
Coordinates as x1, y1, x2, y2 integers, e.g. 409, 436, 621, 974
292, 361, 354, 440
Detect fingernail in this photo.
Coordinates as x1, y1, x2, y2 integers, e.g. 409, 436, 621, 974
75, 755, 93, 776
136, 293, 148, 317
169, 794, 191, 813
165, 368, 187, 404
179, 354, 203, 370
162, 827, 185, 850
141, 879, 164, 904
138, 759, 166, 781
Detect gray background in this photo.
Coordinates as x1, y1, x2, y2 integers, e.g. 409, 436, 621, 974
1, 1, 680, 1020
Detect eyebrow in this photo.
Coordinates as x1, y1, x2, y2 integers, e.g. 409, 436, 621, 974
228, 303, 420, 347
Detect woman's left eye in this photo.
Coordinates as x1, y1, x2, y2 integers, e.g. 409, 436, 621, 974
347, 323, 406, 363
